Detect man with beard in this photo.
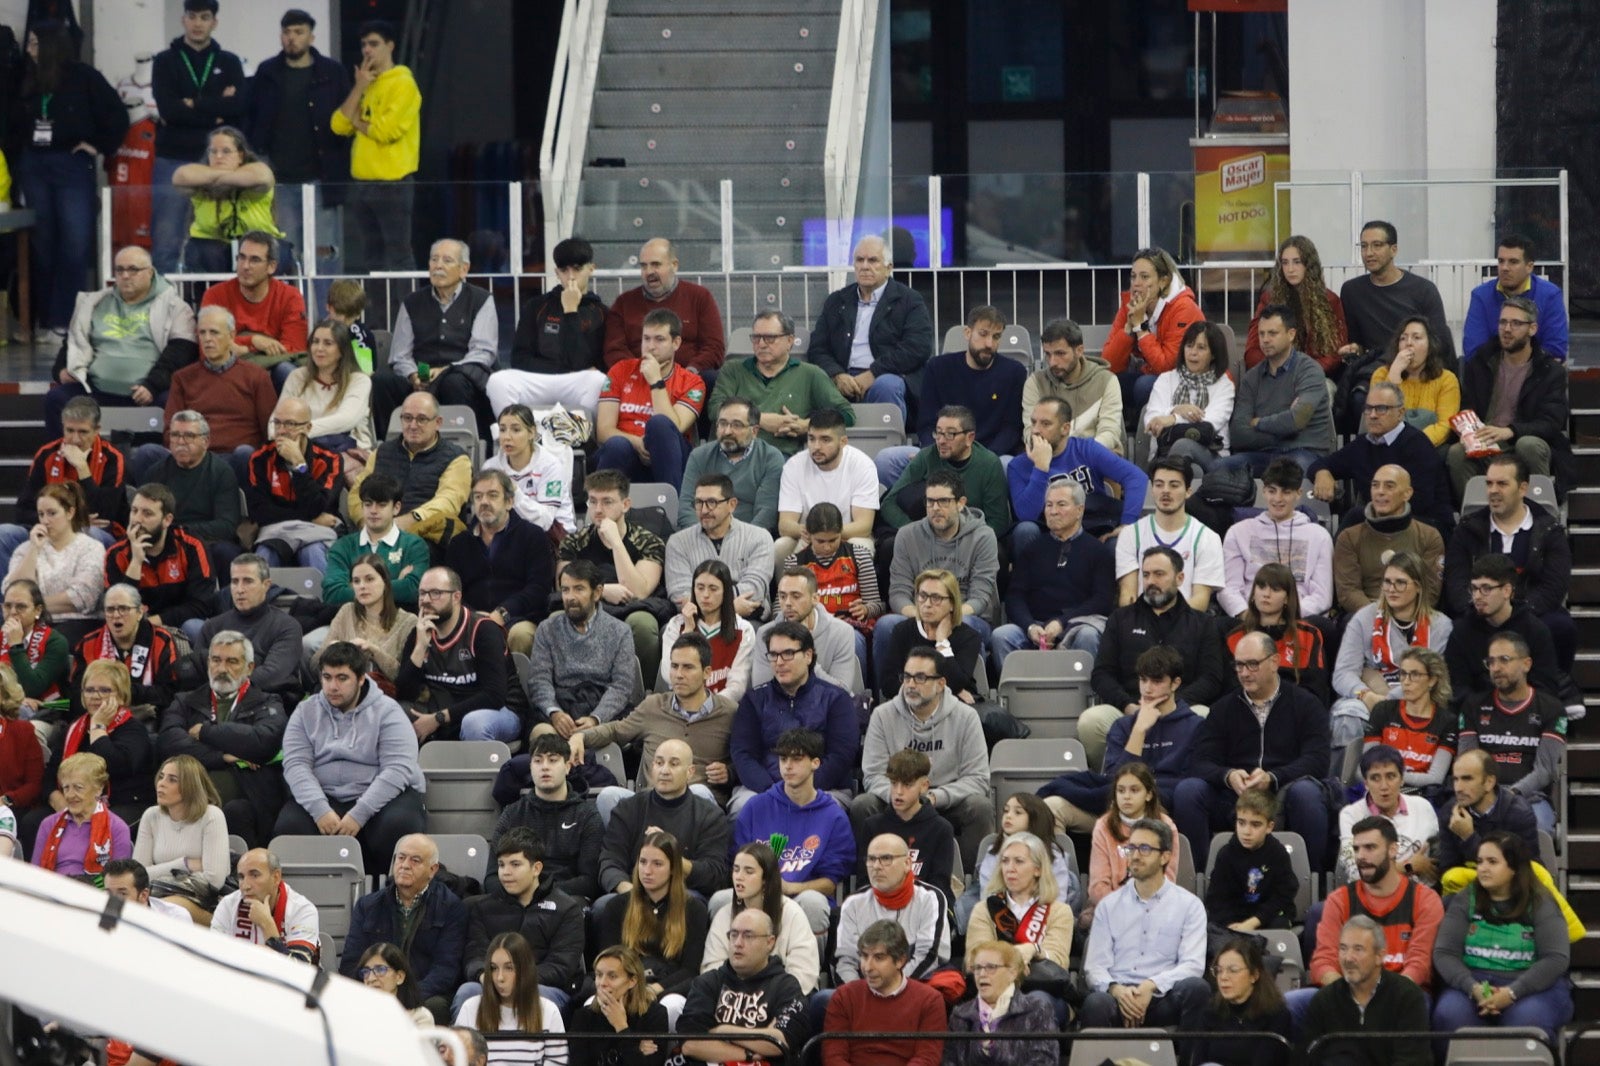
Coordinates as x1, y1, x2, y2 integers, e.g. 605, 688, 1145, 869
104, 483, 217, 633
678, 397, 784, 531
1175, 631, 1334, 870
1456, 632, 1566, 833
679, 908, 809, 1066
445, 470, 554, 658
1008, 397, 1146, 546
1331, 463, 1446, 614
666, 474, 775, 620
1022, 317, 1125, 452
72, 584, 182, 713
603, 237, 727, 381
879, 405, 1011, 536
709, 310, 854, 459
822, 920, 946, 1066
774, 409, 880, 564
210, 848, 320, 963
244, 396, 342, 571
1076, 546, 1224, 769
157, 630, 288, 848
275, 640, 427, 876
143, 410, 243, 572
395, 566, 512, 744
875, 305, 1025, 489
488, 236, 609, 417
1112, 458, 1223, 610
195, 554, 304, 696
1288, 817, 1442, 1034
1447, 295, 1575, 499
525, 561, 637, 738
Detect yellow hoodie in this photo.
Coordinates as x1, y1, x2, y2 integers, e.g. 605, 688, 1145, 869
0, 149, 11, 205
331, 64, 421, 181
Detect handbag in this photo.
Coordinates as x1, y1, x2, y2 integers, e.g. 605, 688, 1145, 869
1154, 420, 1220, 456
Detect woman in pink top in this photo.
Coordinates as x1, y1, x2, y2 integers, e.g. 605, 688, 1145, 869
1081, 761, 1180, 929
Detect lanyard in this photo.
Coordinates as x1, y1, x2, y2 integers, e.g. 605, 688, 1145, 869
180, 49, 216, 91
39, 93, 52, 119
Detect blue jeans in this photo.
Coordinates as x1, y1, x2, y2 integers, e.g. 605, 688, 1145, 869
1116, 369, 1159, 426
1432, 977, 1571, 1044
989, 621, 1100, 671
874, 445, 919, 488
1211, 448, 1326, 479
458, 707, 521, 743
255, 540, 331, 573
1528, 794, 1556, 834
1174, 775, 1331, 872
592, 414, 692, 493
150, 156, 189, 275
863, 373, 907, 421
18, 149, 100, 329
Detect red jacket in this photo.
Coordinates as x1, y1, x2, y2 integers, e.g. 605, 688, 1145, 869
0, 718, 44, 809
1102, 286, 1204, 376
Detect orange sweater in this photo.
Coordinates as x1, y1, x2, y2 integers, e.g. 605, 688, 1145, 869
1102, 287, 1204, 376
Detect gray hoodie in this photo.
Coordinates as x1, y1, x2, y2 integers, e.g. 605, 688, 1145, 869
282, 678, 426, 825
888, 507, 1000, 622
752, 604, 860, 691
862, 688, 991, 807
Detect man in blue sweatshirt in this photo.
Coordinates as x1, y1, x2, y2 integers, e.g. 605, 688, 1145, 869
1460, 235, 1568, 360
728, 728, 856, 935
1009, 396, 1146, 551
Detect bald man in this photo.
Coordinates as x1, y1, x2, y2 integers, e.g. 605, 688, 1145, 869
1331, 463, 1446, 614
603, 236, 727, 379
597, 737, 731, 897
1307, 380, 1453, 534
340, 832, 467, 1021
806, 235, 935, 421
834, 832, 951, 983
47, 244, 199, 438
245, 396, 344, 570
210, 848, 321, 963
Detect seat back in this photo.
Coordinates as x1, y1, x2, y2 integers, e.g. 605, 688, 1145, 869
593, 743, 628, 787
1443, 1029, 1556, 1066
1275, 830, 1315, 920
319, 931, 337, 973
940, 324, 966, 354
727, 327, 755, 357
419, 740, 513, 840
228, 834, 248, 857
996, 650, 1094, 737
99, 407, 166, 435
847, 403, 906, 458
1079, 323, 1112, 354
270, 567, 324, 601
1067, 1032, 1178, 1066
1263, 930, 1305, 991
432, 833, 492, 885
267, 835, 365, 954
631, 481, 680, 521
989, 738, 1089, 826
1174, 833, 1197, 894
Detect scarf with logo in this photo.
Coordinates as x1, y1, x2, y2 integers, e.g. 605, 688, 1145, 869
0, 624, 61, 700
39, 800, 113, 877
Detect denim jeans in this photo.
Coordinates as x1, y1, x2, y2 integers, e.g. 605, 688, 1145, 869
458, 706, 522, 743
989, 621, 1100, 671
873, 445, 920, 488
18, 149, 100, 329
255, 540, 332, 573
592, 414, 692, 495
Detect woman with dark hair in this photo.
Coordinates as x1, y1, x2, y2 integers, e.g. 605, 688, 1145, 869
357, 942, 434, 1026
1181, 936, 1292, 1066
1079, 762, 1179, 930
323, 553, 418, 692
5, 481, 104, 624
1432, 832, 1573, 1043
958, 792, 1080, 931
570, 946, 668, 1066
1244, 235, 1348, 373
281, 319, 375, 452
1222, 562, 1329, 704
594, 830, 710, 1027
171, 125, 284, 273
454, 931, 567, 1064
0, 577, 71, 711
657, 558, 756, 702
482, 403, 577, 537
1369, 315, 1461, 446
1102, 247, 1205, 414
1142, 319, 1236, 469
701, 842, 820, 993
7, 21, 127, 341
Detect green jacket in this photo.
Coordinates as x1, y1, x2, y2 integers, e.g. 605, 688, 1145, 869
880, 443, 1012, 536
707, 356, 854, 456
321, 528, 431, 608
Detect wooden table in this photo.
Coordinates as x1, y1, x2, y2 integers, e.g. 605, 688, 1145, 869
0, 209, 38, 337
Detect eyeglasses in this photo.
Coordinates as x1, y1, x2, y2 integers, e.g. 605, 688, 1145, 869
82, 686, 115, 697
970, 963, 1007, 975
112, 265, 151, 276
398, 414, 437, 425
1469, 583, 1508, 597
417, 588, 455, 600
1212, 965, 1249, 978
915, 590, 951, 603
358, 965, 392, 980
727, 929, 775, 942
1498, 319, 1533, 329
900, 672, 940, 685
1233, 656, 1273, 673
1380, 578, 1413, 590
692, 497, 728, 510
715, 419, 750, 431
923, 496, 959, 509
1397, 669, 1430, 681
103, 605, 139, 615
1117, 843, 1162, 857
864, 853, 906, 866
1483, 655, 1523, 668
271, 418, 310, 430
749, 333, 791, 345
931, 429, 972, 441
766, 648, 806, 663
169, 431, 207, 442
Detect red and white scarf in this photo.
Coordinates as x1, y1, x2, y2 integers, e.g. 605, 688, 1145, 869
94, 625, 151, 683
1372, 611, 1429, 682
62, 705, 134, 758
987, 894, 1050, 946
39, 799, 113, 876
0, 624, 60, 700
211, 679, 250, 722
44, 438, 109, 485
233, 883, 289, 941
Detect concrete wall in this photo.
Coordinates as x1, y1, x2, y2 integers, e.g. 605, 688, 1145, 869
86, 0, 334, 87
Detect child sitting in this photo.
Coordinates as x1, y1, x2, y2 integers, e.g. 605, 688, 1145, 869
1204, 788, 1300, 930
858, 748, 957, 904
1081, 761, 1180, 929
784, 501, 883, 664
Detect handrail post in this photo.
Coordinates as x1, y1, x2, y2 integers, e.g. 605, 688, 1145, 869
301, 182, 318, 285
99, 186, 113, 284
928, 175, 943, 271
1349, 169, 1364, 260
720, 179, 735, 272
1136, 171, 1151, 249
1559, 167, 1570, 316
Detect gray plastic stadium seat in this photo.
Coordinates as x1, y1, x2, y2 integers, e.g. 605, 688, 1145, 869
847, 403, 906, 458
1443, 1028, 1555, 1066
989, 738, 1088, 826
98, 407, 166, 435
419, 741, 512, 840
940, 325, 966, 354
1067, 1032, 1178, 1066
631, 481, 680, 522
270, 567, 324, 601
997, 650, 1094, 738
594, 743, 627, 787
268, 835, 365, 955
431, 833, 492, 884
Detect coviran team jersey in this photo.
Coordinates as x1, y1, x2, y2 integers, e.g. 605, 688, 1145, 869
599, 360, 705, 439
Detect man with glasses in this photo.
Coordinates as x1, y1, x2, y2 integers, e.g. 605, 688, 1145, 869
875, 469, 999, 666
730, 621, 858, 816
1443, 454, 1574, 670
1174, 631, 1333, 869
396, 566, 513, 745
489, 236, 610, 418
164, 305, 277, 486
835, 834, 951, 986
1329, 463, 1446, 615
157, 629, 288, 848
144, 410, 244, 571
374, 238, 499, 440
347, 391, 472, 546
666, 473, 775, 620
198, 231, 309, 383
752, 568, 860, 690
1080, 817, 1210, 1029
1337, 220, 1455, 367
1461, 234, 1568, 362
853, 648, 993, 869
1448, 294, 1574, 501
680, 908, 808, 1066
880, 404, 1012, 538
1309, 381, 1453, 534
708, 310, 854, 458
603, 237, 727, 379
244, 397, 342, 572
1457, 633, 1566, 833
1444, 555, 1568, 710
72, 585, 183, 715
45, 245, 198, 439
678, 397, 785, 532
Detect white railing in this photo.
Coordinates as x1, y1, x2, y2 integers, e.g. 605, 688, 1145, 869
538, 0, 609, 269
822, 0, 879, 271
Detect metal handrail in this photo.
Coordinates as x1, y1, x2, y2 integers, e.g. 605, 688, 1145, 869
1305, 1025, 1557, 1066
539, 0, 609, 270
822, 0, 878, 271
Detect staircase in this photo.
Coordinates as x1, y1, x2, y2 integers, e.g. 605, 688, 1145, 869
564, 0, 846, 273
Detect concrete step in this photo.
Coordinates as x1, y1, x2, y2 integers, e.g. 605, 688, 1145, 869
1572, 568, 1600, 605
1575, 652, 1600, 690
596, 52, 834, 91
591, 88, 832, 129
581, 164, 829, 202
586, 236, 804, 274
586, 126, 826, 167
1571, 832, 1600, 870
1571, 740, 1600, 779
1577, 931, 1600, 968
603, 14, 840, 54
1575, 786, 1600, 839
1570, 486, 1600, 523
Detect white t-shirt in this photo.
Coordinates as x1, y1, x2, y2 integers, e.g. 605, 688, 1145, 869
454, 997, 567, 1066
484, 444, 577, 533
209, 884, 321, 954
1114, 514, 1226, 598
778, 445, 879, 518
148, 896, 192, 921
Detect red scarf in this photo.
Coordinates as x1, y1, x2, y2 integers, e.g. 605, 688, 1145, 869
0, 624, 60, 700
1371, 611, 1429, 680
211, 679, 250, 722
987, 895, 1050, 945
233, 883, 289, 941
95, 625, 152, 683
63, 706, 134, 758
872, 874, 916, 911
39, 799, 113, 876
44, 437, 108, 485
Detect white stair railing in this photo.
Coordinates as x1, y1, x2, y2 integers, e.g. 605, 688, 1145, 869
822, 0, 879, 272
540, 0, 610, 271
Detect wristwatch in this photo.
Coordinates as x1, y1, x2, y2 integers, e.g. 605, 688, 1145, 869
433, 711, 449, 727
649, 379, 669, 390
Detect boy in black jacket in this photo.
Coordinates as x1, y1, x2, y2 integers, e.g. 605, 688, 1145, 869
1204, 789, 1299, 930
857, 748, 957, 904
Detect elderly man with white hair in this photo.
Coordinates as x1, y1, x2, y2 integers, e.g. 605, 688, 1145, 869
805, 234, 935, 421
160, 304, 278, 486
373, 236, 500, 440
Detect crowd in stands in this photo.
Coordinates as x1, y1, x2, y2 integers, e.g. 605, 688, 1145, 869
0, 5, 1588, 1062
